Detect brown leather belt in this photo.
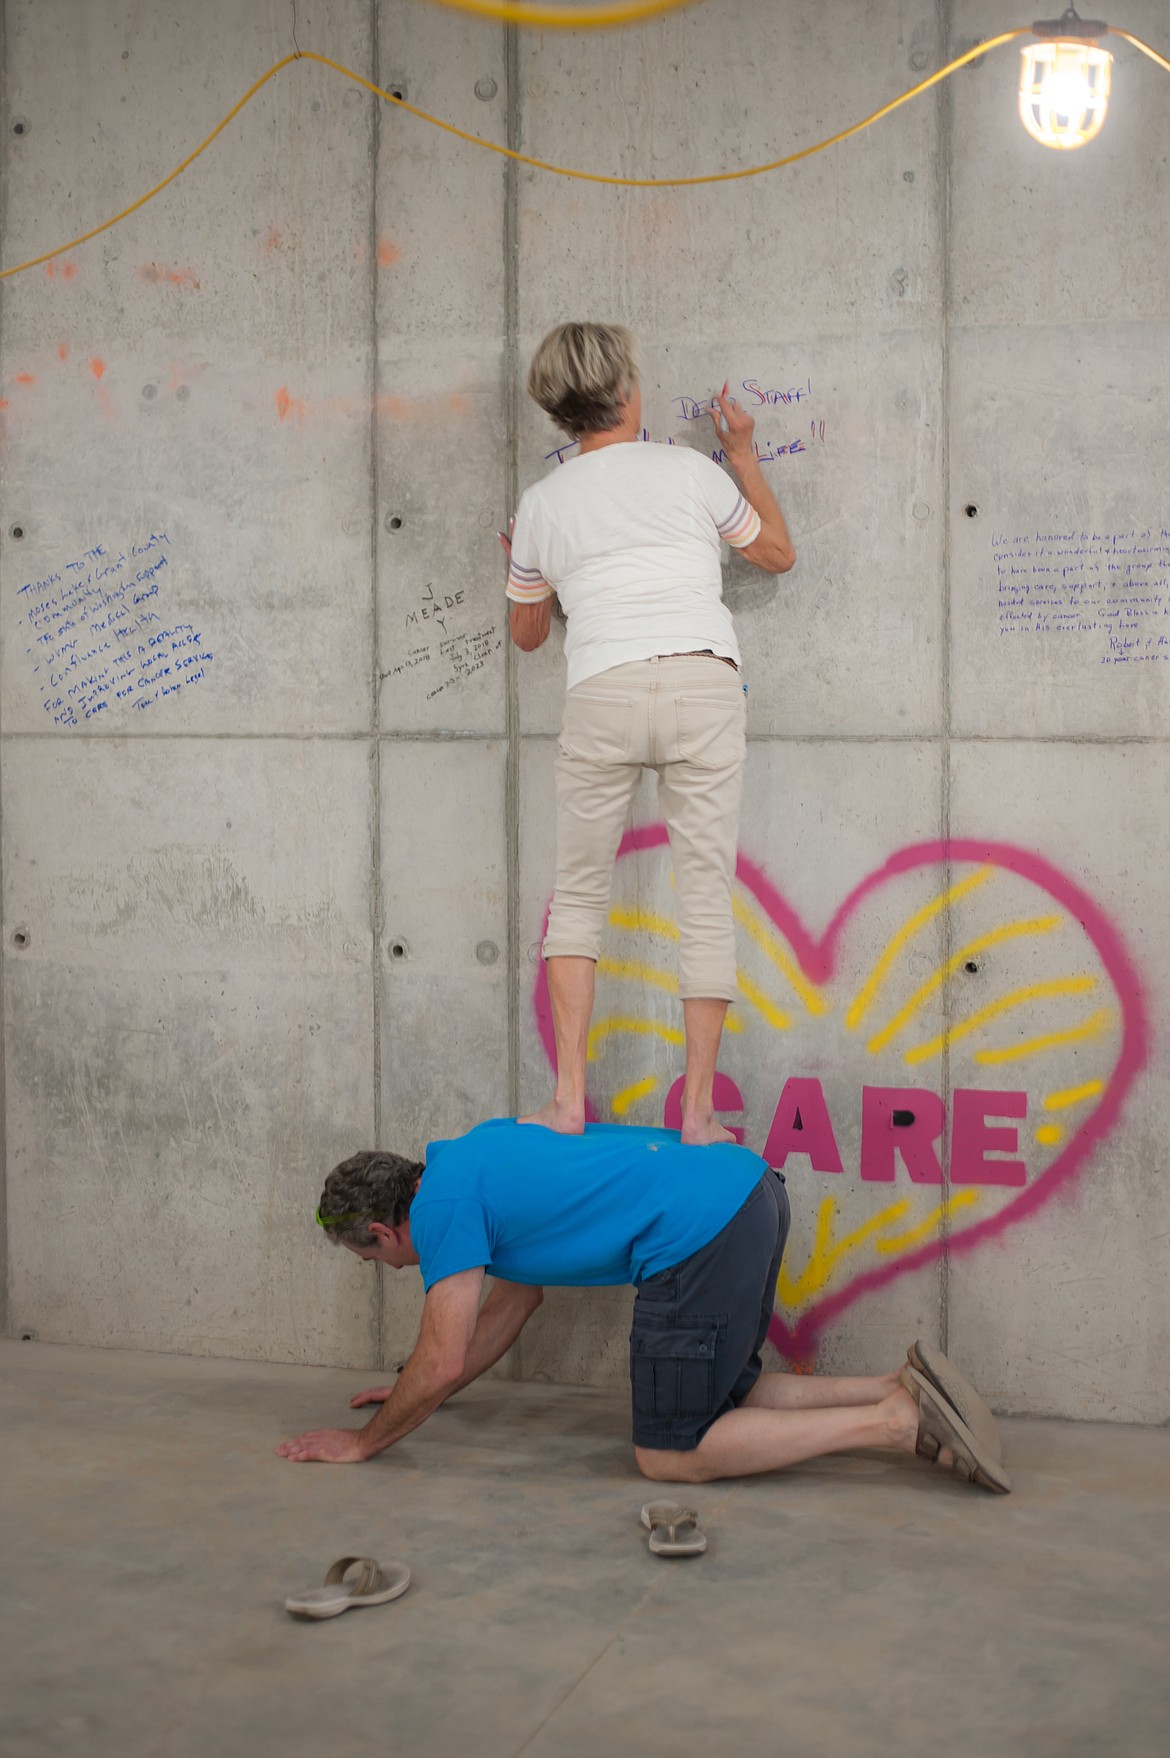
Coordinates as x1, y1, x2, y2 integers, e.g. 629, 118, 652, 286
671, 649, 739, 672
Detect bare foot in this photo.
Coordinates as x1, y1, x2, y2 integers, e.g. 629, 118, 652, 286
885, 1385, 955, 1468
679, 1113, 738, 1147
519, 1097, 585, 1135
886, 1385, 922, 1454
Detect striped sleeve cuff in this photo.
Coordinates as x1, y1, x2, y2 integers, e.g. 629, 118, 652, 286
506, 562, 553, 602
716, 494, 762, 549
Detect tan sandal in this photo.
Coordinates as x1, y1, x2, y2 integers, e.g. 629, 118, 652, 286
899, 1367, 1011, 1494
641, 1502, 707, 1557
907, 1339, 1002, 1465
285, 1555, 411, 1619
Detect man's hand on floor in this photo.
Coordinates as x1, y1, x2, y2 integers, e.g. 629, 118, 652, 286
349, 1385, 396, 1407
276, 1427, 371, 1463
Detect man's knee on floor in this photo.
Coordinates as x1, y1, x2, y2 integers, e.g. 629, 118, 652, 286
634, 1443, 711, 1483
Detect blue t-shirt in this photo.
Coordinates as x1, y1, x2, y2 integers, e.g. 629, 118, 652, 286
409, 1119, 767, 1291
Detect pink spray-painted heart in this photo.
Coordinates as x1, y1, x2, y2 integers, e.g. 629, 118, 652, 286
534, 833, 1150, 1359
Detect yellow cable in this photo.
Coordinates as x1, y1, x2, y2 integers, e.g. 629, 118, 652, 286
3, 26, 1168, 283
1111, 28, 1170, 75
420, 0, 702, 26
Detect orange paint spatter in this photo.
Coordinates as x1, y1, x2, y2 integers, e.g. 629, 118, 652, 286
62, 260, 77, 281
263, 227, 284, 253
14, 372, 36, 387
90, 358, 106, 379
376, 236, 401, 267
138, 262, 200, 289
375, 391, 474, 421
275, 385, 309, 423
57, 342, 70, 362
0, 399, 9, 411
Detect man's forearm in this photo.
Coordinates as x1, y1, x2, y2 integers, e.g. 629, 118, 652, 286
449, 1283, 543, 1395
355, 1347, 461, 1458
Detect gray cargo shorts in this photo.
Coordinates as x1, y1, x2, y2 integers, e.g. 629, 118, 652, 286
629, 1169, 790, 1452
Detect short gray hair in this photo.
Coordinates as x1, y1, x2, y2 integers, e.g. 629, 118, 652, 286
316, 1149, 424, 1249
527, 322, 639, 438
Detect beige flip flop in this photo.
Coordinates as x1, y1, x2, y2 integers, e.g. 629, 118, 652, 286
640, 1502, 707, 1557
907, 1339, 1003, 1464
899, 1366, 1011, 1494
285, 1555, 411, 1619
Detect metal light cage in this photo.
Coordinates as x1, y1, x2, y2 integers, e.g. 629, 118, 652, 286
1020, 29, 1113, 149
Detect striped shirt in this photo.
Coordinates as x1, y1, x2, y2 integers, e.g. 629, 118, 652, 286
507, 442, 761, 691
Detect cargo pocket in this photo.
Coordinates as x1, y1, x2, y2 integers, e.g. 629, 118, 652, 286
673, 689, 746, 770
630, 1313, 720, 1422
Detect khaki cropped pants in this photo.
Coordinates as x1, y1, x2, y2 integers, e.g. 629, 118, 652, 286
543, 655, 746, 1001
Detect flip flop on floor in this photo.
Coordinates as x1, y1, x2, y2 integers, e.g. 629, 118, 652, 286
907, 1339, 1003, 1464
898, 1366, 1011, 1495
285, 1556, 411, 1619
641, 1503, 707, 1557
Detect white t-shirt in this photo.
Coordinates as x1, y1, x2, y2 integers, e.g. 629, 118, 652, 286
506, 442, 761, 691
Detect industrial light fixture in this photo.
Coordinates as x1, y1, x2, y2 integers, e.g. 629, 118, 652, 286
1019, 7, 1113, 148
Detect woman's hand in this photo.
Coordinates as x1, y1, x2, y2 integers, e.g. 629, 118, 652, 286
709, 386, 755, 464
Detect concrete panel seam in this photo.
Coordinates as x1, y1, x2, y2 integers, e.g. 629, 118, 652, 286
939, 0, 955, 1356
368, 0, 385, 1373
0, 0, 10, 1336
503, 20, 522, 1378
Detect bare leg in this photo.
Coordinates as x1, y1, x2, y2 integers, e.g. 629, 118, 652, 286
679, 997, 736, 1146
636, 1384, 938, 1483
520, 955, 594, 1134
743, 1369, 901, 1411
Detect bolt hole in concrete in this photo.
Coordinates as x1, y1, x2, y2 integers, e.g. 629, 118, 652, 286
476, 940, 499, 965
388, 514, 403, 530
12, 929, 30, 949
142, 383, 157, 399
892, 1109, 916, 1127
965, 504, 979, 517
965, 960, 980, 974
10, 524, 25, 540
11, 117, 28, 136
475, 76, 498, 101
389, 940, 408, 960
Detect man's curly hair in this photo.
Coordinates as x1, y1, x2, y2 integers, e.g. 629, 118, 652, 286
317, 1150, 425, 1249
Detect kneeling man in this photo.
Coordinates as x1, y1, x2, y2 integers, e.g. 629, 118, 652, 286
278, 1120, 1008, 1492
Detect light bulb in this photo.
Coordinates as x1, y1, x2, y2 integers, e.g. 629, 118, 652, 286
1020, 39, 1113, 148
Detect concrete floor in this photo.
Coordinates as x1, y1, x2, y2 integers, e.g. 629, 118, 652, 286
2, 1341, 1167, 1758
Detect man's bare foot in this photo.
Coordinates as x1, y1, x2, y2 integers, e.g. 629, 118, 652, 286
519, 1097, 585, 1134
885, 1385, 954, 1468
679, 1113, 738, 1147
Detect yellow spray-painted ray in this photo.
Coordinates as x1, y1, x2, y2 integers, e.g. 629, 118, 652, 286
597, 956, 679, 996
846, 867, 995, 1032
1043, 1079, 1105, 1111
732, 895, 828, 1017
608, 906, 679, 943
735, 969, 791, 1032
588, 1017, 684, 1058
777, 1196, 910, 1308
903, 976, 1098, 1067
975, 1009, 1114, 1065
612, 1075, 660, 1116
874, 1190, 980, 1255
1034, 1124, 1064, 1147
865, 915, 1063, 1054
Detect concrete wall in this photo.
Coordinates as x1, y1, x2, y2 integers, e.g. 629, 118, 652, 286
1, 0, 1166, 1419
